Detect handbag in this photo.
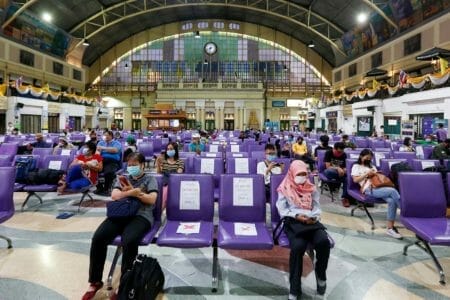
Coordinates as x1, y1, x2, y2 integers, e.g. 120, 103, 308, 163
106, 197, 141, 218
370, 172, 395, 188
284, 217, 326, 237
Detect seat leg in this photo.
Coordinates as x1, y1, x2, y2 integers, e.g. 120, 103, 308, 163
350, 203, 363, 216
361, 204, 375, 230
0, 234, 12, 249
403, 240, 419, 256
107, 246, 123, 290
211, 240, 219, 293
21, 192, 42, 211
417, 238, 446, 285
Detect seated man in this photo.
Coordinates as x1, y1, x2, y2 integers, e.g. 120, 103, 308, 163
257, 144, 284, 200
188, 133, 205, 154
53, 137, 76, 154
323, 142, 350, 207
431, 138, 450, 160
342, 134, 356, 149
95, 130, 122, 196
22, 133, 49, 154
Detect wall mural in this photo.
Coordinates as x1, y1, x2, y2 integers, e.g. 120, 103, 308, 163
339, 0, 450, 57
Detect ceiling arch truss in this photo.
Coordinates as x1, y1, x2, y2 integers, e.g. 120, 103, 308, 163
362, 0, 398, 30
69, 0, 346, 56
1, 0, 39, 29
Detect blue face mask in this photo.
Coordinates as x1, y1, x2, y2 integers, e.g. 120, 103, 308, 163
127, 165, 141, 177
166, 150, 176, 157
266, 154, 277, 161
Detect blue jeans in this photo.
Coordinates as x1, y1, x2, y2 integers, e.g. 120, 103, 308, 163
364, 187, 400, 221
323, 168, 349, 199
66, 164, 91, 190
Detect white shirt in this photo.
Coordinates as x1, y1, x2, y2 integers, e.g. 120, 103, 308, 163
351, 163, 377, 192
257, 160, 282, 185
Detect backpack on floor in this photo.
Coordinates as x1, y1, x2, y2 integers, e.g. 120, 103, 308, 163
390, 162, 413, 189
15, 156, 38, 183
118, 254, 165, 300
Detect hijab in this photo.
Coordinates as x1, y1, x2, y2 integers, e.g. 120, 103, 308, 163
277, 160, 315, 210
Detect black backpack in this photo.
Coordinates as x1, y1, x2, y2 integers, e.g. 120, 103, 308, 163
390, 161, 413, 189
118, 254, 164, 300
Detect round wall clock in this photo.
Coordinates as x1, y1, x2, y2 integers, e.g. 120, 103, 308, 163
204, 42, 218, 55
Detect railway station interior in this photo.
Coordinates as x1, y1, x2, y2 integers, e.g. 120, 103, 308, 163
0, 1, 450, 299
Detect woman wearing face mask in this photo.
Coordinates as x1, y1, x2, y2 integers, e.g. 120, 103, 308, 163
351, 149, 402, 239
276, 160, 330, 299
156, 142, 184, 209
53, 137, 76, 155
57, 141, 103, 194
82, 153, 159, 300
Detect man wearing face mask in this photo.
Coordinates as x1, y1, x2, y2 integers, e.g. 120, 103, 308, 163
323, 142, 350, 207
95, 130, 122, 196
25, 133, 50, 153
58, 141, 103, 194
53, 137, 76, 155
188, 133, 205, 154
257, 144, 284, 200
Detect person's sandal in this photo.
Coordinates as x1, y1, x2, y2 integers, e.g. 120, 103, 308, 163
81, 282, 103, 300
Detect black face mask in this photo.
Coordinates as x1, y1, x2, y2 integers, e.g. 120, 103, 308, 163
363, 159, 371, 166
90, 137, 97, 141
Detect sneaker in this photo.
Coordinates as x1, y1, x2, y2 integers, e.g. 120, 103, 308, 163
341, 198, 350, 207
387, 227, 403, 239
288, 293, 298, 300
316, 278, 327, 295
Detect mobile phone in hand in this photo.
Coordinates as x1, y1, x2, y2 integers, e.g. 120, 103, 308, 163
118, 175, 130, 186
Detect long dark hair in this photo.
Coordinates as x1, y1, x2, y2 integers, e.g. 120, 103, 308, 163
357, 148, 373, 167
403, 137, 412, 146
164, 142, 179, 160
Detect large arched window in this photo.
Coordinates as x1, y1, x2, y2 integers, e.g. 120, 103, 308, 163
95, 32, 330, 93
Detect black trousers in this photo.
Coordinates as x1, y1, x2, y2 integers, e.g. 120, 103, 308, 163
88, 216, 151, 283
284, 222, 330, 296
99, 158, 120, 192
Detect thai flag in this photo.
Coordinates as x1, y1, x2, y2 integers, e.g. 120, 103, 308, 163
399, 70, 407, 88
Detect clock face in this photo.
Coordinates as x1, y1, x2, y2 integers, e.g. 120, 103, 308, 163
204, 42, 217, 55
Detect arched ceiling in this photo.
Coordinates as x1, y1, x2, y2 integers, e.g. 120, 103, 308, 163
4, 0, 394, 67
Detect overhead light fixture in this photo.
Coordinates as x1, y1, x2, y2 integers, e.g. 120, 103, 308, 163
125, 63, 129, 68
42, 12, 52, 23
283, 65, 288, 71
195, 31, 200, 39
357, 12, 368, 24
308, 41, 315, 48
82, 39, 90, 46
203, 59, 208, 65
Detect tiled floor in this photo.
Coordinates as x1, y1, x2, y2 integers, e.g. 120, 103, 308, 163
0, 182, 449, 300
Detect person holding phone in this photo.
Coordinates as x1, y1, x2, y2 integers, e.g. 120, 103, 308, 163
276, 160, 330, 299
82, 153, 158, 300
257, 144, 284, 201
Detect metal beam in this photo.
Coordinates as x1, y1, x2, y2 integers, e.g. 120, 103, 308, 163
2, 0, 39, 29
362, 0, 398, 31
69, 0, 346, 56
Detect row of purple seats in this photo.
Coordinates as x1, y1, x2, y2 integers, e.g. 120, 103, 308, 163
0, 167, 15, 248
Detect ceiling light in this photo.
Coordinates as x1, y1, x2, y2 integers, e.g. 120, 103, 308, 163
308, 41, 315, 48
195, 31, 200, 39
42, 12, 52, 23
82, 39, 90, 46
357, 13, 368, 24
125, 63, 129, 68
203, 59, 208, 65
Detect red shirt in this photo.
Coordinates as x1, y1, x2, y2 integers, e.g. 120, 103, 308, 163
75, 153, 103, 184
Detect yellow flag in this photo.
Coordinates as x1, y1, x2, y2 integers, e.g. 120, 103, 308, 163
372, 79, 379, 89
440, 58, 448, 75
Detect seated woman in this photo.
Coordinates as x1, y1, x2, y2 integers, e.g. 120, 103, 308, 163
276, 160, 330, 299
156, 142, 184, 209
53, 137, 76, 155
351, 149, 402, 239
399, 137, 415, 152
57, 141, 103, 194
81, 153, 159, 300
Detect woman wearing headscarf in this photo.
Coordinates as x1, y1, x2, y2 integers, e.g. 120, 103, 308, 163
276, 160, 330, 299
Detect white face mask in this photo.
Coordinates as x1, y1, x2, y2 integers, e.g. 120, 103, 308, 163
294, 176, 307, 184
103, 136, 108, 142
